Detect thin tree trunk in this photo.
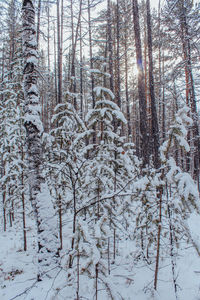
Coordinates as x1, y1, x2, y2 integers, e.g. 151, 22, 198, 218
116, 0, 121, 136
146, 0, 160, 169
69, 177, 77, 268
132, 0, 149, 166
21, 147, 27, 251
180, 2, 200, 188
3, 172, 6, 232
54, 22, 58, 110
88, 0, 95, 109
108, 237, 110, 274
162, 50, 166, 141
36, 0, 41, 47
124, 9, 131, 139
79, 15, 83, 119
143, 19, 149, 126
88, 0, 96, 143
1, 46, 6, 232
46, 3, 50, 131
58, 193, 62, 249
107, 0, 114, 94
154, 187, 162, 290
57, 0, 62, 105
57, 0, 64, 250
76, 249, 80, 300
95, 263, 98, 300
124, 47, 131, 138
70, 0, 83, 110
167, 189, 178, 300
158, 0, 162, 135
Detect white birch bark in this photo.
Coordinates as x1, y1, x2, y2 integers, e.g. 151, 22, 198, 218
22, 0, 59, 279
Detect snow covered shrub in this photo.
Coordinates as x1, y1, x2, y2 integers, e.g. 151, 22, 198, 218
132, 106, 200, 292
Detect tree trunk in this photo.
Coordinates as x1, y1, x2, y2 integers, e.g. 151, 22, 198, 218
36, 0, 41, 48
54, 22, 58, 111
21, 146, 27, 251
162, 50, 166, 141
57, 0, 62, 105
132, 0, 149, 167
70, 0, 83, 110
88, 0, 96, 143
22, 0, 59, 280
116, 0, 121, 133
79, 15, 83, 119
123, 3, 131, 139
107, 0, 114, 94
146, 0, 160, 169
180, 1, 200, 188
46, 3, 50, 131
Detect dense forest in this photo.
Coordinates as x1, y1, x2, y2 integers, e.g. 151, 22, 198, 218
0, 0, 200, 299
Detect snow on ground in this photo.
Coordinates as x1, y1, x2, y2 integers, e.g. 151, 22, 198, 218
1, 213, 200, 300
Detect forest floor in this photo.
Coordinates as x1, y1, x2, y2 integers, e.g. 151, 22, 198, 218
1, 213, 200, 300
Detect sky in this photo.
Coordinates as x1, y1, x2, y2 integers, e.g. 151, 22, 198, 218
151, 0, 160, 8
96, 0, 164, 12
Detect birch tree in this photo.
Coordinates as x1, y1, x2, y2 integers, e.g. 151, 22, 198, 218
22, 0, 59, 280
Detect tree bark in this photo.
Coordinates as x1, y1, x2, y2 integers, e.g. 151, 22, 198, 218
180, 1, 200, 188
132, 0, 149, 166
22, 0, 59, 280
123, 3, 131, 139
116, 0, 121, 109
36, 0, 41, 48
107, 0, 114, 94
146, 0, 160, 169
70, 0, 83, 110
57, 0, 62, 105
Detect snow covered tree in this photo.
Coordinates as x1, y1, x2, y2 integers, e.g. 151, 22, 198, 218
67, 72, 138, 298
162, 0, 200, 186
22, 0, 59, 279
0, 0, 28, 250
133, 106, 200, 292
48, 97, 87, 252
